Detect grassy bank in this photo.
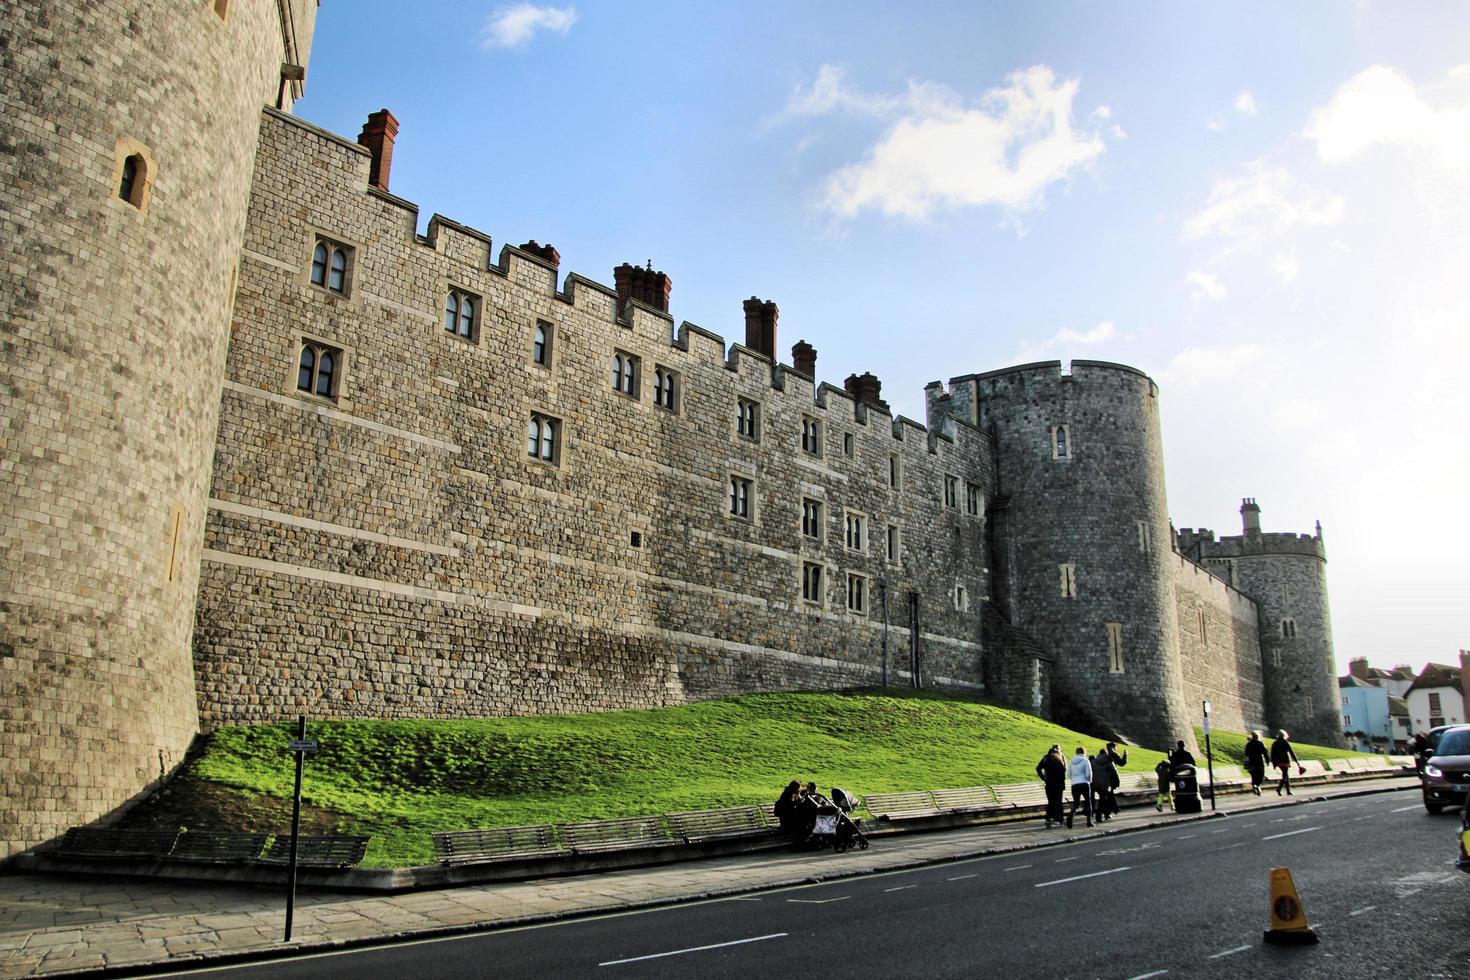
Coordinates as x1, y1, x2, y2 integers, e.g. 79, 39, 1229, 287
120, 691, 1366, 867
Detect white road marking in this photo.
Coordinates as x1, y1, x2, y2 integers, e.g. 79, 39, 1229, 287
1207, 945, 1251, 959
1035, 866, 1131, 888
1003, 864, 1032, 872
1211, 829, 1229, 834
883, 885, 917, 893
1126, 971, 1168, 980
1262, 827, 1321, 841
1390, 804, 1419, 813
1179, 834, 1197, 840
947, 874, 977, 881
786, 897, 850, 905
1055, 856, 1080, 862
598, 933, 788, 966
1349, 905, 1377, 916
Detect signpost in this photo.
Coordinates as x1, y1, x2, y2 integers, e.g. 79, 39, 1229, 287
1203, 700, 1217, 812
283, 716, 316, 942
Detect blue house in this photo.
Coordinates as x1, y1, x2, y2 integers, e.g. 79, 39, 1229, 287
1339, 674, 1393, 751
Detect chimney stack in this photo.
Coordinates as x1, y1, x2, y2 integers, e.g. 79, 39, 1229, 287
1348, 657, 1370, 680
791, 340, 817, 379
741, 297, 778, 359
357, 109, 399, 193
843, 372, 890, 411
613, 261, 672, 313
519, 241, 560, 267
1241, 497, 1261, 537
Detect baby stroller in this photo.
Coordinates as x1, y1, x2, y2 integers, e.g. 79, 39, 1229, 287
807, 787, 870, 853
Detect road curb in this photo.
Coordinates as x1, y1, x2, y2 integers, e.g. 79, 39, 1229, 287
53, 782, 1417, 979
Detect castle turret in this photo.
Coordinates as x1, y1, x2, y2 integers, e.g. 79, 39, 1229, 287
1190, 501, 1342, 746
0, 1, 318, 857
955, 360, 1192, 749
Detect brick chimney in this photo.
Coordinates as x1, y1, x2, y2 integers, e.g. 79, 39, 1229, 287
613, 261, 672, 313
519, 241, 560, 267
741, 297, 778, 359
357, 109, 399, 193
1348, 657, 1370, 680
1241, 497, 1261, 537
791, 340, 817, 379
843, 372, 890, 411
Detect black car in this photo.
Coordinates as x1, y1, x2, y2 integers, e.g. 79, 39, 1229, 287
1422, 724, 1470, 814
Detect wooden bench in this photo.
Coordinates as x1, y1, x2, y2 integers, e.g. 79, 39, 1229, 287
932, 786, 1001, 814
431, 825, 561, 867
168, 831, 269, 864
758, 802, 778, 826
52, 828, 179, 860
254, 835, 370, 869
863, 791, 940, 821
1206, 765, 1246, 788
666, 806, 770, 844
1295, 759, 1329, 782
1113, 772, 1156, 798
559, 816, 675, 854
991, 782, 1049, 809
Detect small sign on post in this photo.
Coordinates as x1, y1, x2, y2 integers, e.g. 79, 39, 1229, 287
287, 739, 318, 754
283, 716, 311, 943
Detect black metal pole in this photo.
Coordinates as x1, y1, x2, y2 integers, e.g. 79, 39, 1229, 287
284, 715, 305, 942
1203, 703, 1216, 812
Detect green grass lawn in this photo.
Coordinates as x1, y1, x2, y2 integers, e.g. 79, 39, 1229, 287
119, 690, 1372, 867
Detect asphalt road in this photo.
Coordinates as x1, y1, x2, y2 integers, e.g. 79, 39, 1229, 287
160, 794, 1468, 979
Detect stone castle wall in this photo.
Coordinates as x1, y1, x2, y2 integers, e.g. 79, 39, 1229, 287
192, 109, 993, 728
0, 0, 316, 858
1171, 555, 1266, 735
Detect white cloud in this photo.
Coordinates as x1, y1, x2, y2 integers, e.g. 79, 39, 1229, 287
1271, 249, 1299, 285
1234, 90, 1259, 116
1306, 64, 1470, 166
1181, 160, 1343, 252
1015, 320, 1116, 361
1186, 269, 1226, 302
481, 4, 578, 49
1158, 343, 1267, 387
793, 65, 1108, 220
1207, 115, 1225, 132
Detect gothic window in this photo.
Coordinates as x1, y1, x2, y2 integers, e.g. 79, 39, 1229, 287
526, 413, 560, 464
113, 139, 155, 212
1106, 622, 1124, 673
310, 237, 351, 295
653, 366, 679, 412
737, 398, 760, 441
802, 499, 823, 540
802, 562, 824, 605
118, 155, 143, 205
842, 432, 855, 458
296, 340, 342, 400
532, 320, 553, 366
1059, 563, 1077, 598
801, 416, 823, 457
944, 475, 959, 509
1272, 648, 1282, 667
444, 288, 479, 341
888, 454, 902, 489
1051, 424, 1071, 460
612, 351, 640, 396
886, 524, 900, 564
1281, 618, 1296, 639
847, 573, 867, 614
954, 584, 969, 612
729, 475, 753, 520
1137, 521, 1152, 553
844, 511, 866, 552
1198, 608, 1208, 644
966, 482, 982, 516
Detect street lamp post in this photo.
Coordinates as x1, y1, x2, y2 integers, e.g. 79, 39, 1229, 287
1203, 700, 1217, 812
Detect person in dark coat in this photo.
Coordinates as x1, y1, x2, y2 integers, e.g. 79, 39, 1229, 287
1244, 731, 1270, 796
1092, 748, 1117, 822
1036, 744, 1067, 829
1102, 742, 1128, 818
1169, 740, 1197, 768
774, 780, 803, 838
1270, 730, 1301, 795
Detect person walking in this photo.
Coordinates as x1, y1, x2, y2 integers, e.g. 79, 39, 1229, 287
1169, 740, 1196, 768
1067, 746, 1094, 829
1244, 731, 1269, 796
1092, 747, 1117, 822
1036, 744, 1067, 829
1154, 757, 1173, 812
1271, 730, 1301, 795
1103, 742, 1128, 818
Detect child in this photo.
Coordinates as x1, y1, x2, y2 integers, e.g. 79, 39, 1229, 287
1154, 757, 1173, 812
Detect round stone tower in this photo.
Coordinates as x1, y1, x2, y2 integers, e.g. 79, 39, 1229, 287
962, 360, 1192, 749
0, 1, 317, 856
1224, 501, 1342, 747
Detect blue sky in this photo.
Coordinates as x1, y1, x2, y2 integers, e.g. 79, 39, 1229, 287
299, 1, 1470, 675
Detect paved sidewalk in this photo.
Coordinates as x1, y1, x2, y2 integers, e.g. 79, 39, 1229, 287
0, 776, 1418, 978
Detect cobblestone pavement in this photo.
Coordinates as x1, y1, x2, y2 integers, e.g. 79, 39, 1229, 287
0, 777, 1418, 978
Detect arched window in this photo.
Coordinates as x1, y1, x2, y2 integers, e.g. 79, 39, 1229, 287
328, 247, 346, 293
316, 350, 335, 397
526, 417, 540, 457
118, 154, 142, 205
533, 322, 550, 365
444, 289, 478, 339
622, 356, 634, 392
311, 242, 328, 286
459, 296, 475, 337
297, 345, 316, 392
444, 292, 459, 332
527, 413, 560, 463
113, 140, 155, 211
1055, 424, 1069, 459
612, 353, 624, 390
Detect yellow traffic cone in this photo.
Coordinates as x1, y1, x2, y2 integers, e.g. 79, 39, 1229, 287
1263, 867, 1319, 945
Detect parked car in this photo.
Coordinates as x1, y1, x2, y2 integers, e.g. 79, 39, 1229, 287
1421, 724, 1470, 814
